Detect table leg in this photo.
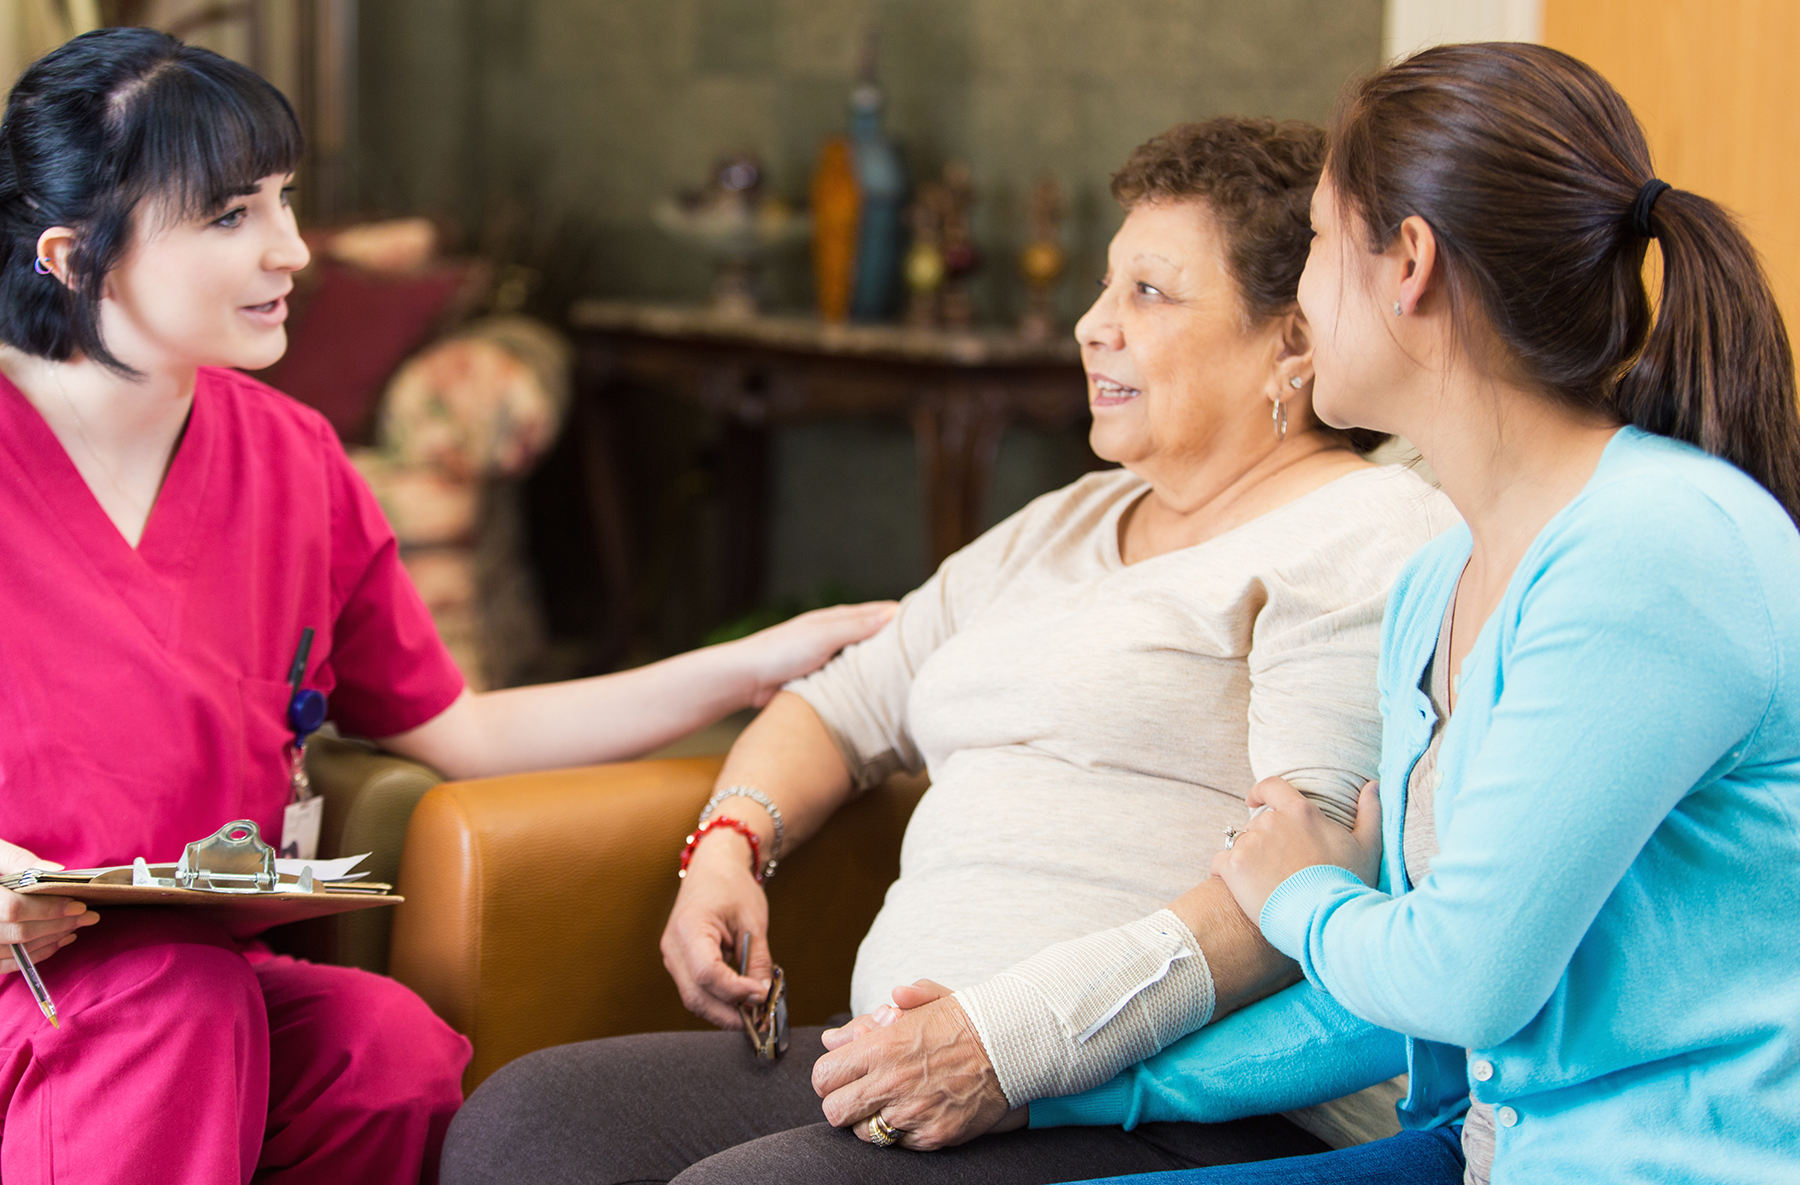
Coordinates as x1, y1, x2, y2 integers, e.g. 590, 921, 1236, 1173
716, 414, 770, 623
575, 398, 640, 668
574, 346, 640, 670
912, 386, 1009, 567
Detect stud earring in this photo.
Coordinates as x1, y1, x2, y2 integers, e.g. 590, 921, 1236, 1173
34, 257, 51, 275
1272, 397, 1288, 441
1288, 376, 1304, 390
1393, 300, 1404, 316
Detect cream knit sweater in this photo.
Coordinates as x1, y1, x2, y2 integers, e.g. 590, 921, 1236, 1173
789, 465, 1455, 1066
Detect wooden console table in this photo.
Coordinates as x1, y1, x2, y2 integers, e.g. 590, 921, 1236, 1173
569, 299, 1093, 628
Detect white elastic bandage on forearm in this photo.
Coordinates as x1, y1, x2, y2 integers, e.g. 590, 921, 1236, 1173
954, 909, 1216, 1109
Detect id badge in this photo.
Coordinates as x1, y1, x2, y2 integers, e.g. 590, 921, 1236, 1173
281, 795, 322, 861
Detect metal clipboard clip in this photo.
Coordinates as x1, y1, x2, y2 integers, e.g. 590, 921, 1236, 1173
130, 819, 311, 894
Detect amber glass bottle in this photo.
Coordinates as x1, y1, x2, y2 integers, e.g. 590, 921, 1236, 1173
811, 136, 861, 322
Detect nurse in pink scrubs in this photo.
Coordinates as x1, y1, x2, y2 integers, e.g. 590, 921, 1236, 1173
0, 28, 889, 1185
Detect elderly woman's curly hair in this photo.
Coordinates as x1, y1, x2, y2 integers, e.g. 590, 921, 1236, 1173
1112, 118, 1390, 453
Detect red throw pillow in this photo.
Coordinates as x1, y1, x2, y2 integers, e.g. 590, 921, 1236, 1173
258, 259, 479, 441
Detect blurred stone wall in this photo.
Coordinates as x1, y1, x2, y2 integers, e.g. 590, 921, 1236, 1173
357, 0, 1384, 638
361, 0, 1381, 323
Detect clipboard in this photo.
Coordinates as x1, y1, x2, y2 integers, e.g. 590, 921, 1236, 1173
0, 819, 403, 938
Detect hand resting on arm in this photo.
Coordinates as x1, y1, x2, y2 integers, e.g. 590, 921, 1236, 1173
1212, 778, 1383, 922
377, 602, 892, 781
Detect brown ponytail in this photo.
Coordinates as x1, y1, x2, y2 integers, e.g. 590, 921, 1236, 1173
1616, 188, 1800, 520
1327, 42, 1800, 524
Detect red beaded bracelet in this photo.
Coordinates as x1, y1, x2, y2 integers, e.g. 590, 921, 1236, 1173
678, 816, 765, 883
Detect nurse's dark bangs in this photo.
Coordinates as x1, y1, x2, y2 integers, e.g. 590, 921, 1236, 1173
0, 27, 303, 377
111, 55, 303, 225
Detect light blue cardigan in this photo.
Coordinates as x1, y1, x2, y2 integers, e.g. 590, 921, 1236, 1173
1035, 429, 1800, 1182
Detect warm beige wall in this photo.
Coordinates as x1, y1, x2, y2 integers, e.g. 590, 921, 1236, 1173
3, 1, 98, 91
2, 1, 253, 94
1384, 0, 1540, 61
1544, 0, 1800, 328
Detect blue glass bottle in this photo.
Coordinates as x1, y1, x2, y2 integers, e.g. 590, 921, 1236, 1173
849, 80, 906, 321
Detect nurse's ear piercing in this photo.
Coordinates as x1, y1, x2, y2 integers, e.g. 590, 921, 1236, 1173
34, 257, 51, 275
1288, 376, 1304, 390
1393, 300, 1404, 316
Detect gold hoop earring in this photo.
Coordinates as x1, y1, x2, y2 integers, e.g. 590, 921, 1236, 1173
1272, 397, 1288, 442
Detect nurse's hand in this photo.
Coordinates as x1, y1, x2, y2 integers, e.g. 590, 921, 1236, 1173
0, 839, 100, 973
725, 602, 897, 707
1212, 778, 1383, 923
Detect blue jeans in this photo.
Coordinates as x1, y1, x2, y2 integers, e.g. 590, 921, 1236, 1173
1072, 1126, 1466, 1185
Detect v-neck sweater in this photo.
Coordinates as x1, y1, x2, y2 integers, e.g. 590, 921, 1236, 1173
1402, 598, 1497, 1183
1037, 430, 1800, 1185
1255, 428, 1800, 1183
0, 367, 463, 868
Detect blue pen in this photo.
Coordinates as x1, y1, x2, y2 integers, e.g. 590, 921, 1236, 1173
287, 628, 326, 744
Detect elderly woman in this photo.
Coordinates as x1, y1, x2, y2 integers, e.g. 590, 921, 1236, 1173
444, 118, 1455, 1185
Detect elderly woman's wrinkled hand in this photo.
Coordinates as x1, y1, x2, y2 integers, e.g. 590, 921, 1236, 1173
1212, 778, 1382, 923
820, 1000, 904, 1051
659, 838, 774, 1029
812, 980, 1016, 1151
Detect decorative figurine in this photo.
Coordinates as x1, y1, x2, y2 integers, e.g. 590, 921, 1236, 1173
811, 136, 861, 322
937, 159, 980, 331
904, 180, 949, 328
653, 153, 807, 319
1018, 174, 1068, 342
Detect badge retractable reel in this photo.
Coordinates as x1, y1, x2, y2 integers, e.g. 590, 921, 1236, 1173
281, 627, 328, 861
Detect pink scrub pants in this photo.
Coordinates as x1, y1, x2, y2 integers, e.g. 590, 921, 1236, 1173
0, 910, 470, 1183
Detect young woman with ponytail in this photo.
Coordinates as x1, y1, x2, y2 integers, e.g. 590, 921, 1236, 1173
1037, 42, 1800, 1185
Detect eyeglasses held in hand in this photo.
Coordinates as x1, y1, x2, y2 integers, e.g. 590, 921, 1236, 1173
737, 931, 789, 1061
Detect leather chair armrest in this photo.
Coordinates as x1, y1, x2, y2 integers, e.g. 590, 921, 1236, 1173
263, 732, 443, 972
388, 756, 926, 1091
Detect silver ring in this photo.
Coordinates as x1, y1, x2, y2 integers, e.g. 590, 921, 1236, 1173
868, 1113, 901, 1148
1223, 827, 1242, 849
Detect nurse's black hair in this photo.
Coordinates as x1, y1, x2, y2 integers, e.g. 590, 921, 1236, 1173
0, 27, 303, 377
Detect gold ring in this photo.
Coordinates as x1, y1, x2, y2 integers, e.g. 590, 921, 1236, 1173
868, 1113, 901, 1148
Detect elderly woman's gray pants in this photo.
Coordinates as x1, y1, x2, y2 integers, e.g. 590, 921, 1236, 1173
440, 1024, 1327, 1185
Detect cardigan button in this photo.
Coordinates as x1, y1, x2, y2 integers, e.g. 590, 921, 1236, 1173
1471, 1059, 1493, 1082
1496, 1105, 1519, 1127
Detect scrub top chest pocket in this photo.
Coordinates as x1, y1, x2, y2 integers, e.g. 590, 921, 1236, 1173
237, 676, 308, 843
237, 628, 329, 861
279, 627, 327, 860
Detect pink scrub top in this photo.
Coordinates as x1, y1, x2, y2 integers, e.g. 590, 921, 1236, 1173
0, 366, 464, 869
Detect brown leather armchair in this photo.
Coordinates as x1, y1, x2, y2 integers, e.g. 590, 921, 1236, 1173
387, 757, 927, 1092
